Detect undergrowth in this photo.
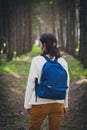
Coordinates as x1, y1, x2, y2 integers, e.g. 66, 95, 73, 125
0, 45, 87, 88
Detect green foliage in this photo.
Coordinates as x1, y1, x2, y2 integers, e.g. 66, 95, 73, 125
0, 45, 87, 89
66, 55, 87, 81
32, 44, 41, 53
0, 44, 41, 89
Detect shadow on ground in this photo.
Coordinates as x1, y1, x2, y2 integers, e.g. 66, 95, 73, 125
0, 74, 29, 130
0, 74, 87, 130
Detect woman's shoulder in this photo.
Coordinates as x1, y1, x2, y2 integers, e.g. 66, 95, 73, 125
58, 57, 68, 68
32, 55, 46, 64
33, 55, 44, 60
58, 57, 67, 63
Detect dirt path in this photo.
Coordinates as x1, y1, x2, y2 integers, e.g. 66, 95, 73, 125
0, 74, 87, 130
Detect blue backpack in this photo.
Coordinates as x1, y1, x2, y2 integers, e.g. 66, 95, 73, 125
35, 56, 68, 101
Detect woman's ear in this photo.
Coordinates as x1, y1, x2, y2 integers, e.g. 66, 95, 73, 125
40, 42, 46, 52
42, 43, 46, 52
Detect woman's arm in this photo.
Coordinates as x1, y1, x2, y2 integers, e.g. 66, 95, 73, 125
59, 58, 70, 108
24, 58, 38, 109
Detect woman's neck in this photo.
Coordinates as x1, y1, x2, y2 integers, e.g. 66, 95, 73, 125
46, 54, 55, 59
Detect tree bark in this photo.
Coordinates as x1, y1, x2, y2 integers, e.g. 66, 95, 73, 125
79, 0, 87, 68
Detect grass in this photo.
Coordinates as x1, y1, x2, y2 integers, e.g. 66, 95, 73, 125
0, 45, 87, 89
66, 55, 87, 81
0, 45, 41, 75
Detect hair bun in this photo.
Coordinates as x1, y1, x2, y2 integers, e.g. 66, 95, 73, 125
53, 42, 57, 47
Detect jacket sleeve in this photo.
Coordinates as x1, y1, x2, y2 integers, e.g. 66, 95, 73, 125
24, 58, 38, 109
59, 58, 70, 108
63, 60, 70, 108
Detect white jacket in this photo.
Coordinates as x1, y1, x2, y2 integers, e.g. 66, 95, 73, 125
24, 55, 70, 109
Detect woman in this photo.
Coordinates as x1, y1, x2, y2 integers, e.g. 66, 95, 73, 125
24, 33, 70, 130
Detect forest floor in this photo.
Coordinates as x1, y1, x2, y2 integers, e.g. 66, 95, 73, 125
0, 55, 87, 130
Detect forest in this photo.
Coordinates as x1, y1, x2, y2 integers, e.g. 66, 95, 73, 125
0, 0, 87, 67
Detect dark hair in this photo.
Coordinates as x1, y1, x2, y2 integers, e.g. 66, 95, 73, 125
39, 33, 61, 58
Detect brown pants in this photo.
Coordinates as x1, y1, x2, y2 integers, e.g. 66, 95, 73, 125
29, 103, 64, 130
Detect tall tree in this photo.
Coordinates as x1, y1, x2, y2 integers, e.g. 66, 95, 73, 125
69, 0, 76, 56
6, 0, 32, 60
79, 0, 87, 68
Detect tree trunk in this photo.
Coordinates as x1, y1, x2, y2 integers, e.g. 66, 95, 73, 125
69, 0, 76, 56
79, 0, 87, 68
65, 0, 71, 52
